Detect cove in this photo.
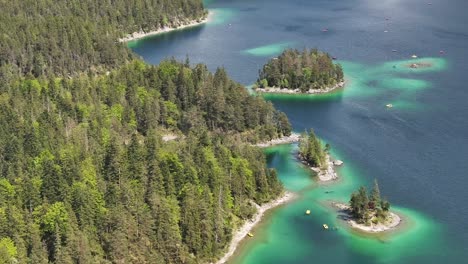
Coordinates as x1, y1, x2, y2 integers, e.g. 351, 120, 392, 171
130, 0, 468, 263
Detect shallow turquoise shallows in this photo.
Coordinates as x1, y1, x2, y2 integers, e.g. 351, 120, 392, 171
131, 0, 468, 263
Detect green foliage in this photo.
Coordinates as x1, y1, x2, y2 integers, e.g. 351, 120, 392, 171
298, 129, 326, 168
0, 237, 17, 263
0, 1, 291, 262
0, 0, 206, 77
349, 180, 391, 223
257, 48, 344, 91
0, 59, 289, 263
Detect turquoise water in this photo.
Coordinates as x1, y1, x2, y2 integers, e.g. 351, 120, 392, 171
131, 0, 468, 263
229, 145, 448, 264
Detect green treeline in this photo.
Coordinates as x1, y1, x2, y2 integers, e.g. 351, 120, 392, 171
349, 180, 391, 225
256, 48, 344, 92
0, 0, 293, 262
298, 130, 328, 168
0, 59, 288, 263
0, 0, 206, 77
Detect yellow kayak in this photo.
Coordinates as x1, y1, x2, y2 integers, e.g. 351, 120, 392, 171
247, 233, 254, 237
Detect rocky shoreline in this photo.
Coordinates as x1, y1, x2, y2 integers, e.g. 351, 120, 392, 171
332, 202, 402, 233
119, 12, 211, 42
299, 153, 343, 182
214, 192, 297, 264
255, 81, 345, 95
255, 133, 301, 148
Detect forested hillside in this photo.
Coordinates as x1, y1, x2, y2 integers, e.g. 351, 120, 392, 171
0, 1, 296, 263
256, 48, 344, 92
0, 0, 206, 77
0, 59, 289, 263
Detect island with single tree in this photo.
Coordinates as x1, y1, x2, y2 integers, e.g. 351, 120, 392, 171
333, 180, 402, 233
254, 48, 345, 94
298, 130, 343, 181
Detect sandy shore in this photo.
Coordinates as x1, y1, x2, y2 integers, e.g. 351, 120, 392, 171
255, 133, 301, 148
332, 202, 402, 233
299, 154, 342, 182
255, 81, 345, 95
119, 12, 212, 42
214, 191, 296, 264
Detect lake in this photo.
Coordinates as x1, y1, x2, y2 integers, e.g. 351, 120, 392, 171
130, 0, 468, 263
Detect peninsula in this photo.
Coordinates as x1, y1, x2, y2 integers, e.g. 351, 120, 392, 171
254, 48, 345, 94
333, 180, 401, 233
297, 130, 342, 181
0, 0, 297, 263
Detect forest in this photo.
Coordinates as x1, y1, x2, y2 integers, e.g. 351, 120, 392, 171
0, 0, 206, 77
0, 0, 298, 263
256, 48, 344, 92
298, 130, 328, 168
0, 59, 290, 263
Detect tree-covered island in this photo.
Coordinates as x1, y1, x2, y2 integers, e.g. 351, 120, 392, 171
297, 130, 340, 181
255, 48, 345, 94
333, 180, 401, 233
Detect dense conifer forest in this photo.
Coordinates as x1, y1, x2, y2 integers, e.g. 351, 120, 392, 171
0, 58, 290, 263
256, 48, 344, 92
0, 0, 206, 77
0, 1, 298, 263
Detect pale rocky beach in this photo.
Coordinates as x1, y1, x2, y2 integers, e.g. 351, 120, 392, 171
214, 191, 297, 264
255, 133, 301, 148
300, 153, 343, 182
119, 12, 212, 42
332, 202, 402, 233
255, 81, 345, 95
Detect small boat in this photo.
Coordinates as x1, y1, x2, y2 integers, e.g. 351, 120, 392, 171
439, 50, 445, 54
386, 104, 393, 108
323, 224, 329, 230
332, 56, 337, 60
305, 210, 311, 215
322, 28, 328, 32
247, 233, 254, 237
384, 30, 388, 33
392, 49, 397, 52
411, 54, 418, 58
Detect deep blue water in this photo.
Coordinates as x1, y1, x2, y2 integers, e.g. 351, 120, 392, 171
131, 0, 468, 262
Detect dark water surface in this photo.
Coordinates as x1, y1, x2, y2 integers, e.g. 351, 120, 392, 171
131, 0, 468, 263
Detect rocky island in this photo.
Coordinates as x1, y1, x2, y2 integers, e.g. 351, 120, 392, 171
297, 130, 342, 181
333, 180, 401, 233
254, 48, 345, 94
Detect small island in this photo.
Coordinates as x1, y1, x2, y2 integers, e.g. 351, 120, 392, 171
298, 130, 342, 181
333, 180, 401, 233
407, 62, 433, 69
254, 48, 345, 94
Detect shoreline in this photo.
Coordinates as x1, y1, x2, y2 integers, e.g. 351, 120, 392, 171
119, 12, 212, 42
299, 153, 343, 182
332, 202, 402, 233
214, 191, 296, 264
255, 133, 301, 148
255, 81, 345, 95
